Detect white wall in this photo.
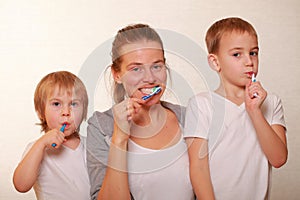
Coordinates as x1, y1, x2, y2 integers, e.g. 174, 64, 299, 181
1, 0, 299, 199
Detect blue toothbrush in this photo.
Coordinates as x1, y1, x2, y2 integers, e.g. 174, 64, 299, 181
52, 124, 66, 147
142, 86, 162, 100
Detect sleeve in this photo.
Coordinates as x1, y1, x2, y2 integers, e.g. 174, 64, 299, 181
271, 94, 286, 129
183, 93, 212, 139
21, 141, 35, 158
86, 111, 111, 200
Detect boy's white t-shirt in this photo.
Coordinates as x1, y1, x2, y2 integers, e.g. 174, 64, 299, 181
127, 135, 194, 200
184, 92, 286, 200
23, 136, 90, 200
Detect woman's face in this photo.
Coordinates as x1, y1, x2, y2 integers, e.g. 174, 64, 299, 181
114, 41, 166, 105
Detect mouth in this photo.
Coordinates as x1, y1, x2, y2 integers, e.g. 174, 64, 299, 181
246, 71, 255, 77
61, 122, 70, 128
139, 86, 160, 95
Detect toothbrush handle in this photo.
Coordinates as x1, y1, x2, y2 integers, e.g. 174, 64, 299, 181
52, 124, 66, 147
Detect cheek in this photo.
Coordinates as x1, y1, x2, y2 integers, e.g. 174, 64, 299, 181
44, 109, 59, 128
157, 71, 167, 84
121, 74, 141, 95
72, 109, 84, 127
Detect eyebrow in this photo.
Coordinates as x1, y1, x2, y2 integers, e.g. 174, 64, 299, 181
126, 59, 165, 68
48, 98, 82, 102
229, 46, 259, 51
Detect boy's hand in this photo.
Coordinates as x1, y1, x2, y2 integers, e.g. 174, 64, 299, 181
39, 129, 66, 149
245, 80, 267, 111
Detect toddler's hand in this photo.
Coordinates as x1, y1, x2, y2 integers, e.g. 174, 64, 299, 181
40, 129, 66, 149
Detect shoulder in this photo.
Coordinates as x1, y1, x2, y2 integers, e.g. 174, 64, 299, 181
263, 92, 284, 108
88, 109, 113, 124
187, 91, 213, 108
161, 101, 186, 125
87, 109, 114, 137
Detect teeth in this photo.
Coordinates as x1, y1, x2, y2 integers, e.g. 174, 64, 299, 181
141, 87, 157, 94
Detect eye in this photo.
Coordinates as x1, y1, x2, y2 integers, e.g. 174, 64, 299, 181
51, 101, 61, 107
233, 53, 240, 57
151, 63, 165, 72
250, 51, 258, 56
71, 101, 80, 108
130, 66, 143, 72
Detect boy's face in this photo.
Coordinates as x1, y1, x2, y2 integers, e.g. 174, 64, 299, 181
44, 86, 84, 137
216, 31, 259, 87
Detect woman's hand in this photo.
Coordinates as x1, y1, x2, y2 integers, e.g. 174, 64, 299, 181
112, 97, 144, 136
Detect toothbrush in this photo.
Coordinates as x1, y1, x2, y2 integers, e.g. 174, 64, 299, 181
52, 124, 66, 147
142, 86, 162, 100
251, 73, 259, 98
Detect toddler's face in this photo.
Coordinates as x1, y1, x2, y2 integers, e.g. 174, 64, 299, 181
217, 31, 259, 86
44, 86, 84, 136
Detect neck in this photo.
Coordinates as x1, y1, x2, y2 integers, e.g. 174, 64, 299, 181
63, 133, 80, 149
133, 103, 162, 126
215, 85, 245, 105
130, 104, 167, 139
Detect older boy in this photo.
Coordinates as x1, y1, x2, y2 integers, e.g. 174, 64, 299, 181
184, 17, 287, 200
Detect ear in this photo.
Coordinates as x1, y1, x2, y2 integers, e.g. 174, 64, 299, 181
207, 54, 221, 72
111, 67, 122, 84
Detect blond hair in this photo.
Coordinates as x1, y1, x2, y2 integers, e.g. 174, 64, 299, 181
34, 71, 88, 132
205, 17, 258, 54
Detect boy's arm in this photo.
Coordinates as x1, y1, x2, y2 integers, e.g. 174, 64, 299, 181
248, 110, 287, 168
13, 129, 65, 192
186, 137, 215, 200
13, 139, 46, 192
246, 82, 287, 168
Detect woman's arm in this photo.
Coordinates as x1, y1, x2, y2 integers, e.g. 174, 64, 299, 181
87, 111, 131, 200
97, 124, 131, 200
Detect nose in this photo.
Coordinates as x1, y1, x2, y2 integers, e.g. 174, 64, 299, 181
61, 105, 71, 116
245, 55, 253, 66
143, 68, 156, 83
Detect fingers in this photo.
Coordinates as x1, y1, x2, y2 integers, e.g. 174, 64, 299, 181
43, 129, 65, 149
247, 81, 265, 99
113, 97, 143, 134
126, 98, 143, 120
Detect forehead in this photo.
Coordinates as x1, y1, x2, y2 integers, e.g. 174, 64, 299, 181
48, 85, 80, 99
220, 31, 258, 49
120, 42, 164, 67
119, 41, 163, 56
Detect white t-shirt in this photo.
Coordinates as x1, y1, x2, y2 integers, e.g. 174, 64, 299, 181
127, 135, 194, 200
23, 136, 90, 200
184, 92, 286, 200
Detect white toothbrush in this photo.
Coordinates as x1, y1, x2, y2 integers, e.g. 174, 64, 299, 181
251, 73, 259, 98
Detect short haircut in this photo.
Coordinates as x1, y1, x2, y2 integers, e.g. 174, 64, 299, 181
34, 71, 88, 132
205, 17, 258, 54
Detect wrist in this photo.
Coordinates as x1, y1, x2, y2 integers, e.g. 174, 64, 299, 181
35, 137, 48, 150
111, 133, 128, 149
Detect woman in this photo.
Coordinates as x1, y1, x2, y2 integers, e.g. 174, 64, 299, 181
87, 24, 194, 200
